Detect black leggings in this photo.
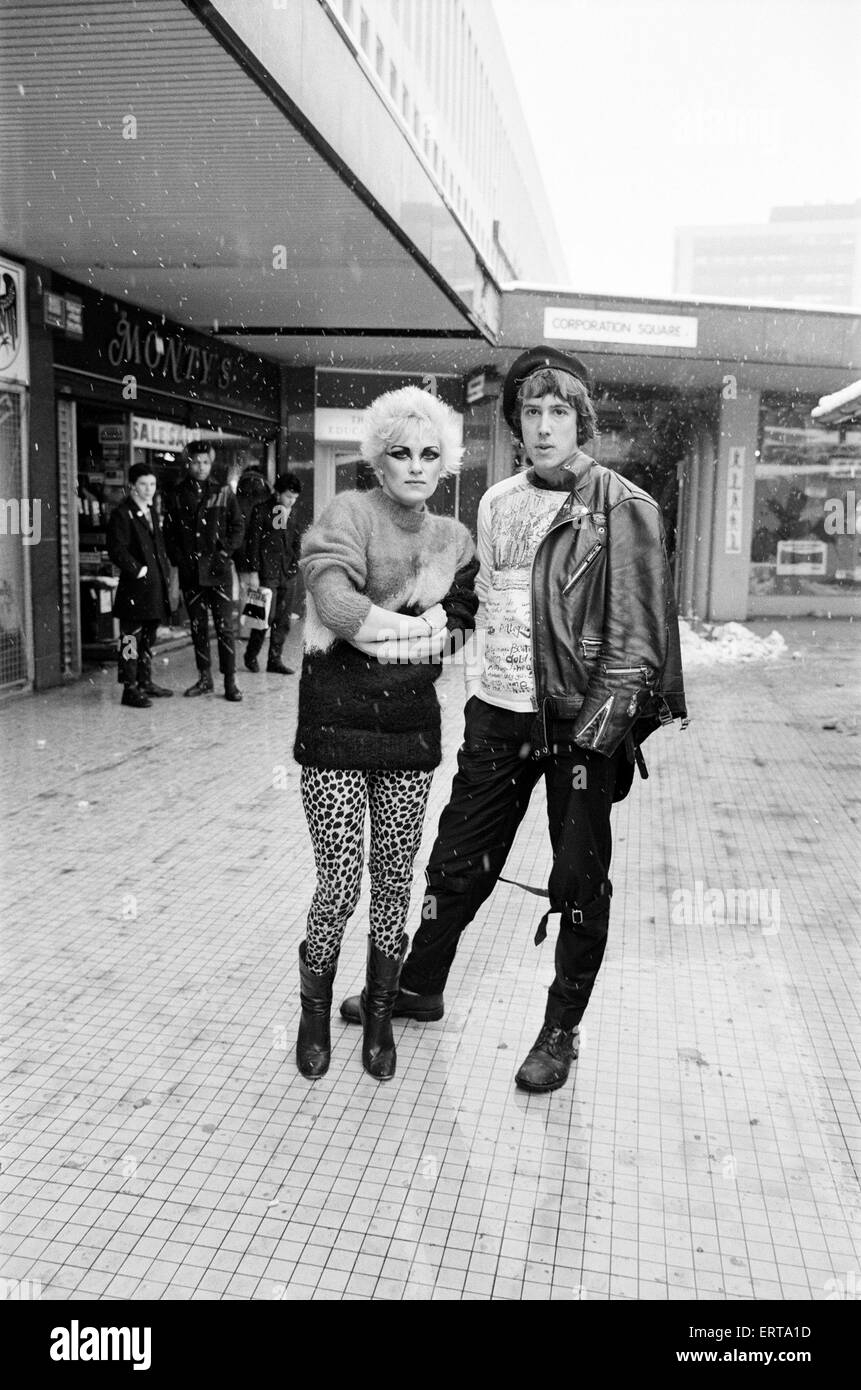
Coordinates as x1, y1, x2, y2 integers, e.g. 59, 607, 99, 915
300, 766, 434, 975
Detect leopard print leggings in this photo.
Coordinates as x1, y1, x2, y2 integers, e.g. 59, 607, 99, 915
300, 766, 434, 975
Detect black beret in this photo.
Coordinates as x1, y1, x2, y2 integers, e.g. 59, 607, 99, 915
501, 346, 592, 431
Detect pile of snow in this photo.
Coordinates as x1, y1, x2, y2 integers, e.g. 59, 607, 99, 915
679, 620, 787, 667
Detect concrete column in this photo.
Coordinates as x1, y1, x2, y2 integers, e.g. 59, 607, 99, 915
709, 383, 760, 621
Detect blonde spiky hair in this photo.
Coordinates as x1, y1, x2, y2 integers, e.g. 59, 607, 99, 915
360, 385, 464, 478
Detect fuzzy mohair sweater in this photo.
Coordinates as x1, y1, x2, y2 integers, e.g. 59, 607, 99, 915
293, 488, 478, 770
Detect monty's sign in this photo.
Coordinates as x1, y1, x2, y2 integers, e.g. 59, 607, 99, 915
50, 274, 279, 419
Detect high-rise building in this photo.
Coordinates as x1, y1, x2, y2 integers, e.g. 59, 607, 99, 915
333, 0, 569, 286
674, 202, 861, 309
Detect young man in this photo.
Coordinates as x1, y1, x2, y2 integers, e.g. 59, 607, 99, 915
341, 346, 687, 1092
106, 462, 174, 708
241, 471, 302, 675
163, 440, 245, 702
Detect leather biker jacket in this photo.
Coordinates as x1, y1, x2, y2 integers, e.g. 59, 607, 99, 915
529, 451, 687, 758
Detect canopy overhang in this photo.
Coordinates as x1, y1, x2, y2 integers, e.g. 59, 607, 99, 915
0, 0, 492, 354
812, 378, 861, 426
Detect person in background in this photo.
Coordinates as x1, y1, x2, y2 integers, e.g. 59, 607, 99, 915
106, 461, 174, 708
234, 465, 272, 573
242, 472, 303, 675
163, 439, 245, 703
293, 386, 478, 1083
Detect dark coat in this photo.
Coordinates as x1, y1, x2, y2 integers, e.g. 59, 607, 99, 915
106, 496, 171, 624
163, 475, 245, 590
245, 498, 301, 586
234, 472, 272, 571
529, 451, 687, 760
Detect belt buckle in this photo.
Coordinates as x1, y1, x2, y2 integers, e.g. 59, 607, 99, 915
571, 908, 584, 925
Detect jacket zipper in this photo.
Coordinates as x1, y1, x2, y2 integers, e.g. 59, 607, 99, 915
528, 511, 576, 715
562, 542, 602, 594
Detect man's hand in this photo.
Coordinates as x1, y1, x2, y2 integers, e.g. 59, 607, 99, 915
136, 565, 148, 579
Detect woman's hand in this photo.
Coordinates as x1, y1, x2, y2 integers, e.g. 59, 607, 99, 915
420, 603, 448, 634
349, 629, 450, 663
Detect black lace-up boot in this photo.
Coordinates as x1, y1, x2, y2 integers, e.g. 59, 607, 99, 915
514, 1023, 580, 1092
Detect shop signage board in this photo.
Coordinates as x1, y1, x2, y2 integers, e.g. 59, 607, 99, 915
464, 369, 501, 406
0, 256, 29, 387
725, 445, 745, 554
315, 408, 367, 442
131, 416, 189, 451
43, 290, 84, 338
51, 274, 280, 419
544, 305, 698, 349
776, 539, 827, 576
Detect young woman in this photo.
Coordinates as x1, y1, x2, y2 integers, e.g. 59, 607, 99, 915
293, 386, 478, 1082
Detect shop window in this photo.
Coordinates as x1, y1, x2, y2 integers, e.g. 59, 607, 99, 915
593, 389, 716, 574
749, 394, 861, 596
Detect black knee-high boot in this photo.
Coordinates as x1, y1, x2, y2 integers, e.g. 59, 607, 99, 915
359, 933, 408, 1081
297, 941, 336, 1079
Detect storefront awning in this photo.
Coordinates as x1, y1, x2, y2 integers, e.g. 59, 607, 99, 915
812, 378, 861, 426
0, 0, 490, 354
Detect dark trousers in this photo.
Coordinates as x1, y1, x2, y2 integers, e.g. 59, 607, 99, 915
401, 697, 626, 1029
117, 619, 159, 688
184, 585, 235, 679
246, 580, 293, 662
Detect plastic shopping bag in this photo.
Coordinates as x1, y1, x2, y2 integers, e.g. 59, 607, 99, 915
241, 585, 272, 631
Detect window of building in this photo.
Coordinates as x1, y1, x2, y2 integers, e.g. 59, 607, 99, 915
749, 394, 861, 597
342, 0, 354, 27
376, 37, 385, 76
392, 0, 400, 22
401, 82, 409, 118
359, 8, 369, 52
389, 61, 398, 98
413, 105, 420, 138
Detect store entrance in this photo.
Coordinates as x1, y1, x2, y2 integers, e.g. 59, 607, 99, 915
594, 388, 717, 595
70, 401, 276, 668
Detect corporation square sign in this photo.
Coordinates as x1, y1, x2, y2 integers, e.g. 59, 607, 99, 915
544, 305, 698, 349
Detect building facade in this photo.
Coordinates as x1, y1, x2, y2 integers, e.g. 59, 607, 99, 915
2, 2, 860, 696
497, 288, 861, 621
675, 202, 861, 310
0, 0, 565, 693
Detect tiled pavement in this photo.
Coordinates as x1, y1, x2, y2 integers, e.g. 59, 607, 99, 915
0, 619, 858, 1302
